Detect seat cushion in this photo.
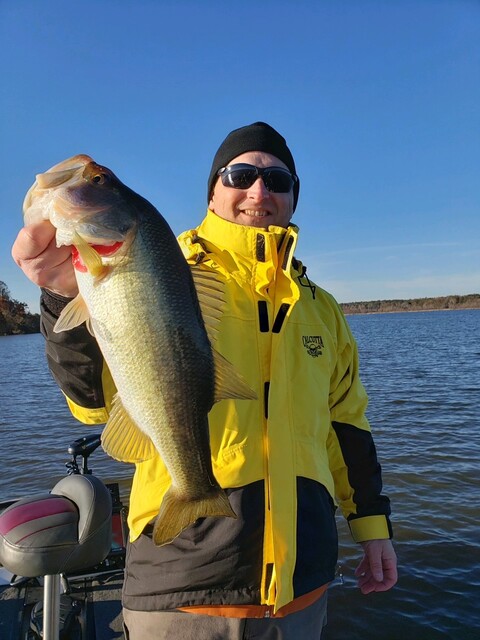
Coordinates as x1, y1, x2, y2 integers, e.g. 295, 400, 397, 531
0, 475, 112, 577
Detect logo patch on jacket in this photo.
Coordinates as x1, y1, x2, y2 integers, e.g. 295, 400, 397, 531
302, 336, 324, 357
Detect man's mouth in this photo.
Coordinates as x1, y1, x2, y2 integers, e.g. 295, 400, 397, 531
241, 209, 271, 218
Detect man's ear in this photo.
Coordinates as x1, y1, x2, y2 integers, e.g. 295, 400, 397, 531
208, 196, 215, 212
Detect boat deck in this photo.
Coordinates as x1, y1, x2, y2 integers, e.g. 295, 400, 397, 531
0, 569, 125, 639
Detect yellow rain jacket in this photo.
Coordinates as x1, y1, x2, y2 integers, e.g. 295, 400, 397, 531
41, 210, 391, 614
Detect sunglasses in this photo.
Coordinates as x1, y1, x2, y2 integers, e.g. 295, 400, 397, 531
217, 163, 297, 193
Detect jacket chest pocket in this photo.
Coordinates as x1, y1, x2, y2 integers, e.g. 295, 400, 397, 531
272, 324, 335, 443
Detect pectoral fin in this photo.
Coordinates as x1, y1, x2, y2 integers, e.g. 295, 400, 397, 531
54, 294, 94, 335
101, 394, 157, 462
73, 232, 110, 280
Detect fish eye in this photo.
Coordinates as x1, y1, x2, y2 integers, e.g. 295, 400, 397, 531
92, 173, 107, 184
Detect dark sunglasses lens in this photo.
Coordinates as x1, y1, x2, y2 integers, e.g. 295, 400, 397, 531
220, 165, 295, 192
263, 169, 294, 193
223, 168, 257, 189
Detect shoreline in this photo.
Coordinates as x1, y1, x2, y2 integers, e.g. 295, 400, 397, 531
339, 303, 480, 316
340, 294, 480, 316
343, 306, 480, 316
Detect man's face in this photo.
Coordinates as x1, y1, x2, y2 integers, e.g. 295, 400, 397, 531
209, 151, 295, 229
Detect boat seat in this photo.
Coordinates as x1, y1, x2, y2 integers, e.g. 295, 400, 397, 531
0, 474, 112, 578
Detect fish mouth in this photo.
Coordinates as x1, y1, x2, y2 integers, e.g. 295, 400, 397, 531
41, 154, 94, 175
71, 240, 125, 273
23, 155, 94, 222
23, 154, 133, 246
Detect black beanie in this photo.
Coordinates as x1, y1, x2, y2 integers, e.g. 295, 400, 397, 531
207, 122, 300, 211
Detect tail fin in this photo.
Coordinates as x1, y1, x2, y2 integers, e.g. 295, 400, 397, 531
153, 487, 236, 546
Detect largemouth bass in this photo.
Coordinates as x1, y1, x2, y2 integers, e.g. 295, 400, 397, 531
23, 155, 256, 546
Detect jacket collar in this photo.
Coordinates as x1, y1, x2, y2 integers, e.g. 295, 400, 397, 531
194, 210, 299, 270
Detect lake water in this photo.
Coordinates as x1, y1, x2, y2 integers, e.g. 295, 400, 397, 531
1, 310, 479, 639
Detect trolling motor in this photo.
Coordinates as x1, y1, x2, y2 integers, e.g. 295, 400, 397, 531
65, 433, 103, 475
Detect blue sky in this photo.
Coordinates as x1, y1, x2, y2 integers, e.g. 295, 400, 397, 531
1, 0, 479, 313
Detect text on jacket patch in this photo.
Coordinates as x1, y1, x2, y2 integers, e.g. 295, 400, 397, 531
302, 336, 324, 357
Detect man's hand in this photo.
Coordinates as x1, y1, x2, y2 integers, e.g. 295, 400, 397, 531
355, 539, 398, 594
11, 221, 78, 298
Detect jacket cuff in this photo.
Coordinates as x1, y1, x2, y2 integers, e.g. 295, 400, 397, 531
40, 288, 74, 318
348, 515, 392, 542
64, 393, 110, 425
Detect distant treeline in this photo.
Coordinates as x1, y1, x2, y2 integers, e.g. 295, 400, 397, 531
341, 294, 480, 315
1, 279, 479, 334
0, 281, 40, 335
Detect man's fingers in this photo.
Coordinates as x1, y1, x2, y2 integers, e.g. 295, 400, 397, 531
357, 539, 398, 594
12, 221, 56, 264
370, 561, 384, 582
11, 222, 78, 297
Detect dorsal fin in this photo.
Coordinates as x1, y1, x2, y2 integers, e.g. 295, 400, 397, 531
190, 265, 225, 343
212, 349, 257, 402
190, 265, 257, 403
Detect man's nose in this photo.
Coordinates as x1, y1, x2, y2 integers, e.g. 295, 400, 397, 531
247, 177, 270, 198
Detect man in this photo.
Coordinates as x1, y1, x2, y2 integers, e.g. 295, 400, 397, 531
12, 122, 397, 639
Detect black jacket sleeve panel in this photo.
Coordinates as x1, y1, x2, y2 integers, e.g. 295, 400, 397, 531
40, 289, 106, 410
331, 420, 392, 533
